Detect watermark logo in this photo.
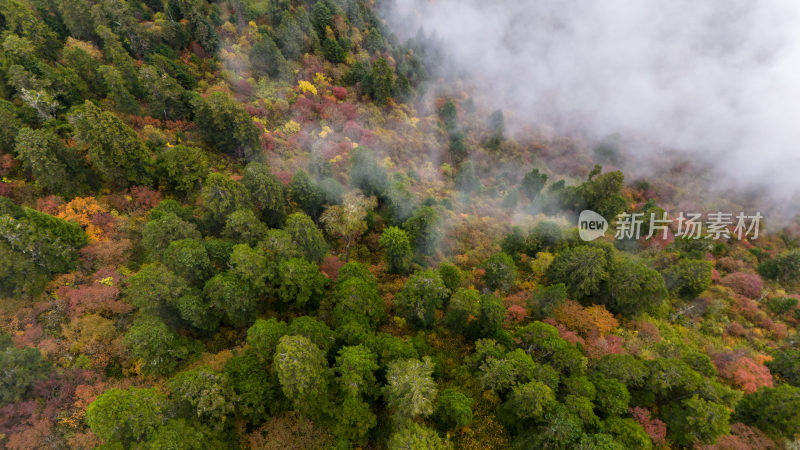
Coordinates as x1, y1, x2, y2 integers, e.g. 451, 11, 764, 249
578, 210, 608, 241
578, 210, 763, 242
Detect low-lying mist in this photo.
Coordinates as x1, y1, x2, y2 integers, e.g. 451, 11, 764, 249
385, 0, 800, 206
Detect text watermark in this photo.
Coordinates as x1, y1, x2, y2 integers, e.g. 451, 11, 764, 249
578, 210, 762, 242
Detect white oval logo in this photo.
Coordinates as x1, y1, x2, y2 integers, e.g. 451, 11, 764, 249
578, 210, 608, 241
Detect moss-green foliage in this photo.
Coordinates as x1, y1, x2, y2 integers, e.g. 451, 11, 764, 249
69, 101, 153, 187
242, 162, 287, 227
394, 270, 448, 329
734, 384, 800, 439
379, 226, 413, 274
662, 259, 713, 298
759, 249, 800, 285
434, 388, 473, 430
482, 252, 517, 292
0, 196, 87, 295
86, 388, 168, 445
0, 344, 51, 404
191, 92, 261, 160
662, 395, 729, 445
285, 212, 329, 263
274, 335, 331, 418
124, 315, 198, 375
156, 145, 209, 195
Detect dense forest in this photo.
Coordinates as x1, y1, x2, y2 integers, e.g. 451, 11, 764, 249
1, 0, 800, 448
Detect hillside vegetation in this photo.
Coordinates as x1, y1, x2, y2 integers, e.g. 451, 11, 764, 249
1, 0, 799, 448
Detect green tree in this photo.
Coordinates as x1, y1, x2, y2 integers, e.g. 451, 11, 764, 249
606, 256, 667, 316
0, 197, 88, 275
547, 245, 610, 299
246, 318, 288, 361
766, 296, 798, 315
758, 249, 800, 285
285, 212, 329, 263
388, 422, 447, 450
203, 271, 258, 327
331, 276, 386, 329
86, 387, 167, 445
191, 92, 260, 160
663, 395, 729, 446
444, 288, 481, 334
440, 100, 459, 136
221, 209, 268, 246
336, 344, 379, 398
370, 58, 394, 105
310, 0, 332, 35
449, 133, 468, 164
455, 161, 481, 193
468, 293, 506, 340
662, 259, 713, 299
163, 238, 211, 285
168, 366, 235, 425
141, 212, 202, 260
140, 64, 190, 120
603, 417, 652, 450
277, 257, 327, 309
482, 252, 517, 292
288, 316, 336, 354
521, 168, 548, 200
0, 100, 22, 154
275, 11, 306, 60
69, 100, 153, 187
434, 389, 474, 431
156, 145, 209, 195
274, 335, 331, 418
379, 226, 413, 274
98, 64, 139, 115
645, 358, 703, 402
561, 166, 627, 221
349, 146, 387, 196
364, 27, 384, 53
525, 221, 564, 254
506, 380, 556, 422
767, 349, 800, 387
0, 345, 51, 404
485, 109, 504, 150
242, 162, 287, 227
228, 243, 269, 296
334, 395, 377, 445
438, 261, 462, 292
478, 348, 538, 394
682, 351, 718, 378
590, 375, 630, 416
146, 419, 223, 450
223, 350, 284, 423
734, 384, 800, 439
126, 262, 190, 313
0, 242, 48, 298
384, 357, 438, 421
289, 169, 325, 220
124, 315, 196, 375
591, 354, 649, 390
13, 127, 88, 196
200, 172, 252, 229
403, 206, 441, 256
250, 35, 288, 79
394, 270, 449, 329
96, 25, 141, 95
321, 191, 376, 262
